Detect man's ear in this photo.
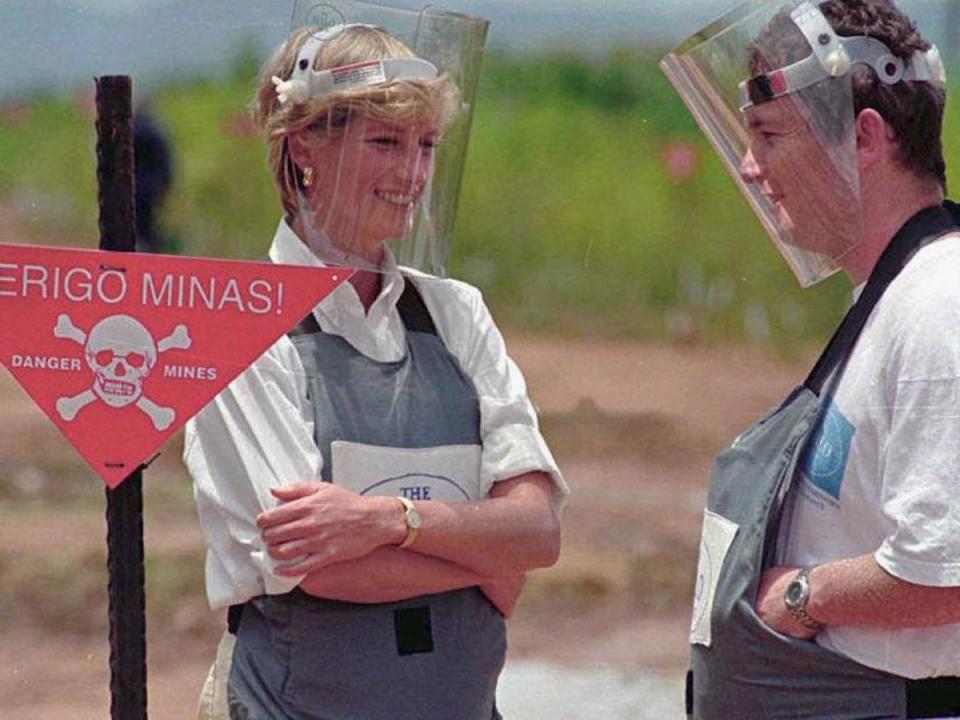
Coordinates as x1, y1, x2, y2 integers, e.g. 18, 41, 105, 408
856, 108, 894, 169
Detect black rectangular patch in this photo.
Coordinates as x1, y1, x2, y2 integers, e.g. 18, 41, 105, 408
394, 605, 434, 656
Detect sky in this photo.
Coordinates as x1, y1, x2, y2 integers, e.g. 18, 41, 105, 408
0, 0, 747, 98
0, 0, 952, 99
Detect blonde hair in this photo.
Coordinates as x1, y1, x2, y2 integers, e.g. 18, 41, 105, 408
253, 25, 460, 218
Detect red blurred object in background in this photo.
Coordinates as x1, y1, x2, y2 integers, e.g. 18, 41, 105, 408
661, 141, 699, 182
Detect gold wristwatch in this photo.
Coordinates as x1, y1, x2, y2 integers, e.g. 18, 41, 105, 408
396, 496, 422, 549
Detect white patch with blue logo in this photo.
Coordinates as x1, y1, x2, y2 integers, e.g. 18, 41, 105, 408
799, 400, 855, 501
331, 440, 482, 502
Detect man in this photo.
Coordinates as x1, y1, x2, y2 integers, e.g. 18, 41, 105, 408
133, 112, 174, 253
662, 1, 960, 718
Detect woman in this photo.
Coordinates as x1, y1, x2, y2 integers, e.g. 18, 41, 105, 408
187, 17, 566, 720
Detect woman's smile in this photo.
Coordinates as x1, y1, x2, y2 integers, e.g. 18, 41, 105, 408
374, 187, 420, 207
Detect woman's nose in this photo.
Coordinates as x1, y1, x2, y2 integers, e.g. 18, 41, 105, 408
400, 144, 432, 187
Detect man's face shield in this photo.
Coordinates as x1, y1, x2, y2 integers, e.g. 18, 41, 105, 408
281, 0, 488, 275
661, 0, 946, 287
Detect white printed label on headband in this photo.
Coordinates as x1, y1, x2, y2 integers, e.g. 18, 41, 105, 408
689, 510, 739, 647
330, 61, 387, 88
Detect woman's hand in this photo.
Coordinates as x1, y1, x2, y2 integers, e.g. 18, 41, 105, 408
481, 574, 526, 618
257, 483, 404, 576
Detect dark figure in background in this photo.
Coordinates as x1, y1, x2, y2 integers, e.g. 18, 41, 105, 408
133, 113, 174, 253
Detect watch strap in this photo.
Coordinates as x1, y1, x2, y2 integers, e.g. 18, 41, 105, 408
789, 603, 824, 631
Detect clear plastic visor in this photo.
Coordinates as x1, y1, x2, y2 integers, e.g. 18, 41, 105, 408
280, 0, 488, 278
661, 0, 862, 287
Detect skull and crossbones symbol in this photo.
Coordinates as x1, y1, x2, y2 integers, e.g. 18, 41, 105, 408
53, 313, 192, 431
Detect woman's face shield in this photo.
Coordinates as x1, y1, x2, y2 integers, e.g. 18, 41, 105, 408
661, 1, 863, 287
279, 1, 488, 276
293, 108, 442, 269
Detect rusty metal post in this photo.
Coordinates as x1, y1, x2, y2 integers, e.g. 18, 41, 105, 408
95, 74, 148, 720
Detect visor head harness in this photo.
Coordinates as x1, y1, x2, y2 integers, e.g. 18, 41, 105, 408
273, 23, 439, 106
739, 1, 946, 111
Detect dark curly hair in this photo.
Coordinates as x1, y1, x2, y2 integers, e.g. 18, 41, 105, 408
750, 0, 946, 188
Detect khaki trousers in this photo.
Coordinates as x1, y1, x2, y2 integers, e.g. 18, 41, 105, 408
196, 631, 235, 720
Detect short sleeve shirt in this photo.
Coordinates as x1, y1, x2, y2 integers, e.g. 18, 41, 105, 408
782, 235, 960, 678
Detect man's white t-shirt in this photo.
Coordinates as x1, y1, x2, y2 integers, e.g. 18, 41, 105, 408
782, 235, 960, 679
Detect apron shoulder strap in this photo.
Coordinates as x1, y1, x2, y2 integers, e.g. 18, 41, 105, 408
805, 202, 959, 395
261, 246, 437, 337
396, 277, 438, 336
286, 276, 438, 338
287, 310, 322, 337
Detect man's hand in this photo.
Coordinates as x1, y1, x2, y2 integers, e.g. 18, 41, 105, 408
480, 574, 526, 618
257, 483, 403, 576
755, 566, 820, 640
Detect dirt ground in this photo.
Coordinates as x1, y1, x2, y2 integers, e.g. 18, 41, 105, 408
0, 328, 812, 719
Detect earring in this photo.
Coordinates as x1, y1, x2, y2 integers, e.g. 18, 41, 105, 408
302, 166, 314, 188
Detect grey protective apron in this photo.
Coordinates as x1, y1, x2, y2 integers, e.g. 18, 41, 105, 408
688, 204, 960, 720
228, 279, 506, 720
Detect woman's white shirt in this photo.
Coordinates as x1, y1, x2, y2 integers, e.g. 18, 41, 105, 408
185, 220, 566, 610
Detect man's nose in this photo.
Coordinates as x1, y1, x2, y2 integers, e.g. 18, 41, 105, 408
739, 148, 762, 184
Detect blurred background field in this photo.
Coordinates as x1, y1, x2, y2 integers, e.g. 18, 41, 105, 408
1, 0, 958, 716
6, 41, 960, 348
2, 49, 860, 348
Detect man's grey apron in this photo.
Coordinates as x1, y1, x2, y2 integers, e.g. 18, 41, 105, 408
227, 279, 506, 720
687, 204, 960, 720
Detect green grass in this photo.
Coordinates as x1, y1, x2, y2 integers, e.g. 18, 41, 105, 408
6, 48, 955, 348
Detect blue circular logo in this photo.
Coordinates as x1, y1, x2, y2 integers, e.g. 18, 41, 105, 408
304, 4, 346, 32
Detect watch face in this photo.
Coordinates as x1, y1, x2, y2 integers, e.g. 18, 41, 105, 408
784, 578, 806, 609
407, 508, 423, 530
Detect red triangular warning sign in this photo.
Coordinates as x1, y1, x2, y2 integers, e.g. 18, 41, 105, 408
0, 243, 351, 488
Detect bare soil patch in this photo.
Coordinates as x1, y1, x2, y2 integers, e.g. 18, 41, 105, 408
0, 332, 810, 718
